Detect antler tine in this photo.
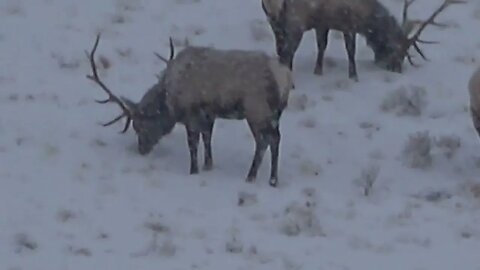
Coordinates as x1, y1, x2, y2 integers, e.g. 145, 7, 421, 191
403, 0, 465, 66
408, 0, 465, 45
101, 114, 132, 133
154, 37, 176, 64
412, 41, 428, 60
405, 51, 419, 67
85, 33, 132, 133
168, 37, 174, 60
154, 52, 170, 63
402, 0, 416, 27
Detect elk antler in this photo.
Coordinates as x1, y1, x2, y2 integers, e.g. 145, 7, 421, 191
403, 0, 465, 64
402, 0, 417, 30
154, 37, 175, 64
85, 33, 132, 133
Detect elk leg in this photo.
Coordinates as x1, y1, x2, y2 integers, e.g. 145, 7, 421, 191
186, 127, 200, 175
314, 28, 329, 75
343, 32, 358, 81
246, 123, 269, 183
279, 30, 304, 70
201, 121, 214, 171
470, 107, 480, 139
267, 124, 281, 187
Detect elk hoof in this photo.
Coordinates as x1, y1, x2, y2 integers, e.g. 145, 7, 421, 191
203, 163, 213, 171
269, 178, 278, 187
314, 66, 323, 76
190, 167, 199, 175
246, 176, 256, 183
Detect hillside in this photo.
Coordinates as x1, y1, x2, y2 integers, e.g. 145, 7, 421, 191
1, 0, 480, 269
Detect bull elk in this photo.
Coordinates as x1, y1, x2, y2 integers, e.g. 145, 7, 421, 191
85, 34, 294, 187
261, 0, 465, 80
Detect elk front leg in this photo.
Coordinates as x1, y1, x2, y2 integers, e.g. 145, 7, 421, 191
186, 127, 200, 175
343, 32, 358, 81
246, 122, 269, 183
201, 121, 214, 171
278, 30, 304, 70
314, 27, 329, 75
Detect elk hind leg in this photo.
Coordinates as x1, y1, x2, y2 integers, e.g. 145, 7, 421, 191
186, 126, 200, 175
314, 27, 329, 75
343, 32, 358, 81
246, 122, 269, 183
200, 120, 214, 171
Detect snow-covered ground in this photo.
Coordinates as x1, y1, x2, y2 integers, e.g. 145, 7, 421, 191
1, 0, 480, 269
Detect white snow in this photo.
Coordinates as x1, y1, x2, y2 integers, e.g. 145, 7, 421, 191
1, 0, 480, 269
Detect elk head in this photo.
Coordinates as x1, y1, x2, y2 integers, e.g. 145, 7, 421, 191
381, 0, 465, 73
85, 34, 176, 155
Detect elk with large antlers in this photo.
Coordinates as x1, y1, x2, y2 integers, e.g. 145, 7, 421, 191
85, 34, 294, 187
261, 0, 465, 80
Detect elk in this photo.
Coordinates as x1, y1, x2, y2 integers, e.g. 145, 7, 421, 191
468, 65, 480, 138
261, 0, 465, 80
85, 34, 294, 187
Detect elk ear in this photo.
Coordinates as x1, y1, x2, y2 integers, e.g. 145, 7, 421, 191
120, 97, 139, 116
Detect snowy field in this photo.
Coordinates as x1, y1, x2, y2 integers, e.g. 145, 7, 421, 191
1, 0, 480, 269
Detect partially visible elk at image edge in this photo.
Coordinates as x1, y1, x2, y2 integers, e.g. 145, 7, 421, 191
468, 65, 480, 138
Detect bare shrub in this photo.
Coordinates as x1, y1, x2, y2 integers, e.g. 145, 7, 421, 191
453, 54, 476, 64
57, 209, 76, 223
381, 85, 427, 116
279, 200, 324, 237
359, 121, 381, 139
238, 191, 257, 207
116, 47, 132, 58
51, 53, 80, 70
98, 55, 111, 70
13, 233, 37, 253
402, 131, 433, 169
158, 239, 176, 257
225, 236, 243, 254
185, 24, 206, 36
354, 165, 380, 196
299, 116, 316, 128
144, 221, 170, 234
461, 181, 480, 199
333, 78, 353, 91
434, 135, 461, 159
175, 0, 201, 4
131, 228, 177, 257
111, 13, 131, 24
283, 257, 303, 270
67, 246, 92, 256
8, 94, 19, 102
298, 159, 322, 176
2, 0, 24, 16
412, 190, 452, 202
302, 187, 316, 198
116, 0, 142, 11
473, 6, 480, 20
287, 93, 315, 112
44, 144, 59, 157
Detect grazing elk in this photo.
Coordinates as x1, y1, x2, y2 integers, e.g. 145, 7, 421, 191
261, 0, 465, 80
468, 65, 480, 138
85, 34, 294, 187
